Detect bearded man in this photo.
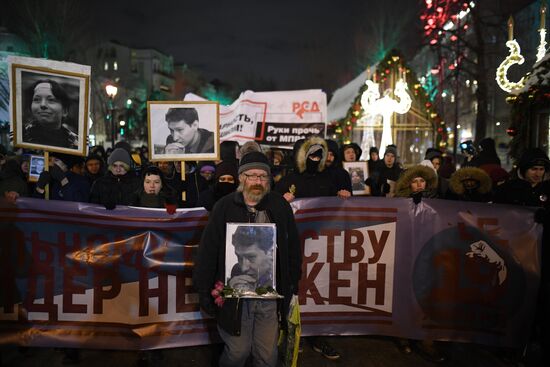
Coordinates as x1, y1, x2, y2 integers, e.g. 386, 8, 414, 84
193, 151, 302, 367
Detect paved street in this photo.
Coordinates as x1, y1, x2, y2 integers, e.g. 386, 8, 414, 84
1, 336, 543, 367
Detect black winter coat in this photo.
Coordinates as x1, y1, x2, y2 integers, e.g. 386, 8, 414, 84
275, 170, 337, 198
192, 191, 302, 335
89, 171, 141, 207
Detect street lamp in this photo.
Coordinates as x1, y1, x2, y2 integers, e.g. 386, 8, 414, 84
105, 84, 118, 148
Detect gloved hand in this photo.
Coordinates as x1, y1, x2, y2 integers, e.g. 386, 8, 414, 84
412, 191, 423, 205
534, 208, 549, 224
104, 199, 116, 210
381, 182, 391, 194
36, 171, 52, 190
199, 292, 216, 317
49, 164, 68, 186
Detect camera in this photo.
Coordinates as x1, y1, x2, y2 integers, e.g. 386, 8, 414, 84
460, 140, 476, 155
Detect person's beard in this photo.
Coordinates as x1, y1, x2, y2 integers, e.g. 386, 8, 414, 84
239, 182, 270, 203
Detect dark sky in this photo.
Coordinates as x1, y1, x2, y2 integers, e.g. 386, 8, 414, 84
89, 0, 422, 93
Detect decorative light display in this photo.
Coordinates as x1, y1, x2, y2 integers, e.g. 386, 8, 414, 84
496, 5, 548, 94
495, 39, 526, 94
331, 51, 444, 148
537, 4, 547, 62
360, 79, 412, 152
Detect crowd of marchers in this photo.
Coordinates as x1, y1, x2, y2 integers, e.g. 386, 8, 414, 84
0, 136, 549, 366
1, 137, 548, 214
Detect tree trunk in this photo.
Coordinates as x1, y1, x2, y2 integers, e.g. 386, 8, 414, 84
472, 6, 488, 143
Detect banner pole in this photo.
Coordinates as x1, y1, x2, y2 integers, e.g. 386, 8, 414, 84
181, 160, 186, 203
44, 151, 49, 200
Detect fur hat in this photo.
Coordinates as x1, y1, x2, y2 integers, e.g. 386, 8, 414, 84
296, 136, 327, 173
395, 165, 438, 198
107, 148, 132, 167
449, 167, 492, 195
238, 151, 271, 175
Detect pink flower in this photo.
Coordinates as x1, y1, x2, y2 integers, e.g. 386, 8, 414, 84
214, 281, 224, 292
211, 289, 220, 297
214, 296, 225, 307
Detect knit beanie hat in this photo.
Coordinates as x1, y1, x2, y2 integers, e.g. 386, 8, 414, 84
369, 147, 379, 154
199, 161, 216, 173
238, 151, 271, 175
518, 148, 550, 175
215, 161, 238, 181
425, 148, 442, 161
384, 145, 398, 157
107, 148, 132, 166
307, 144, 324, 158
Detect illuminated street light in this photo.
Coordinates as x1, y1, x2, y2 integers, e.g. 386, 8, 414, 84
105, 84, 118, 148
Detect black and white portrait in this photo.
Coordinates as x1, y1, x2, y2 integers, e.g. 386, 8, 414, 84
225, 223, 276, 296
343, 161, 370, 196
148, 101, 219, 161
28, 155, 45, 182
9, 56, 90, 155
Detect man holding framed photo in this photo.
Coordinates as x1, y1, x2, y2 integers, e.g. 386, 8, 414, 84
193, 151, 301, 367
163, 107, 214, 154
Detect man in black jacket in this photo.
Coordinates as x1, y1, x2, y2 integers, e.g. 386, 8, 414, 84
193, 151, 301, 367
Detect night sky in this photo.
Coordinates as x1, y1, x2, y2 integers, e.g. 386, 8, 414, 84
88, 0, 422, 94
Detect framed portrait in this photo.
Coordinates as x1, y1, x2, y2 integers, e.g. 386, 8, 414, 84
8, 56, 91, 156
225, 223, 278, 298
28, 154, 45, 182
343, 161, 370, 196
148, 101, 220, 161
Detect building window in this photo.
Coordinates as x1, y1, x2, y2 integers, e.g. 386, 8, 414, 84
114, 61, 118, 71
104, 62, 109, 71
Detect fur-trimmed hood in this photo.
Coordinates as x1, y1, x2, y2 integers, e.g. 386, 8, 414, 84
296, 136, 327, 173
395, 165, 438, 198
449, 167, 492, 195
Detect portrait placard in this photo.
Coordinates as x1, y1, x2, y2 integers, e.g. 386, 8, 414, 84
225, 223, 277, 298
148, 101, 219, 161
28, 154, 45, 182
8, 56, 90, 156
343, 161, 370, 196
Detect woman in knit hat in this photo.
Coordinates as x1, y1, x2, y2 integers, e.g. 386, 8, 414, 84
90, 147, 141, 209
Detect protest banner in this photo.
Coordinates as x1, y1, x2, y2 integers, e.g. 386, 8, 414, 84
185, 90, 327, 148
0, 197, 541, 350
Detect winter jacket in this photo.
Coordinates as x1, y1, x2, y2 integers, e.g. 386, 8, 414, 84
0, 159, 29, 197
89, 171, 141, 207
192, 190, 302, 336
275, 136, 337, 197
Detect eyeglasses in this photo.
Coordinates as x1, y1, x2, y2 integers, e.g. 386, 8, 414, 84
243, 173, 270, 182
